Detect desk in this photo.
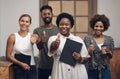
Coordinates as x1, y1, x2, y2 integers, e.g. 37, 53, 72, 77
0, 61, 14, 79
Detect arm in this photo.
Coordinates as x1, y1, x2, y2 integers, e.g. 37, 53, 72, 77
84, 36, 94, 56
6, 34, 30, 70
101, 37, 114, 58
73, 52, 88, 64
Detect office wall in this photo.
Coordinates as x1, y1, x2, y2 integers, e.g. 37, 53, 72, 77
98, 0, 120, 48
0, 0, 39, 56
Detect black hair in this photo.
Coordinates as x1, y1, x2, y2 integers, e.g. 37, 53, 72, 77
90, 14, 110, 31
40, 5, 53, 13
56, 13, 74, 28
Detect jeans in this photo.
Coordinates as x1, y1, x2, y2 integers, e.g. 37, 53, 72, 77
88, 68, 111, 79
38, 68, 52, 79
14, 65, 37, 79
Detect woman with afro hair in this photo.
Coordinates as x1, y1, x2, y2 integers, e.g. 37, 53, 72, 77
84, 14, 114, 79
48, 13, 90, 79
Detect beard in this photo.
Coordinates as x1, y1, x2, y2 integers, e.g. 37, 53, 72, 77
43, 17, 52, 24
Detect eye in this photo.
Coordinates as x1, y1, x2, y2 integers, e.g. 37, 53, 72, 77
95, 25, 98, 27
100, 26, 104, 28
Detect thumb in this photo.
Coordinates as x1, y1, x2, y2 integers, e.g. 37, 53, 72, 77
43, 31, 46, 36
90, 40, 94, 44
56, 34, 60, 41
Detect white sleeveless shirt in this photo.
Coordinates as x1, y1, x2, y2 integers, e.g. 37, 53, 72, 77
13, 32, 35, 65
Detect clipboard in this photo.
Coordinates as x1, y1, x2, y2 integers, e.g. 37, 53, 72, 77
59, 38, 83, 67
14, 54, 31, 67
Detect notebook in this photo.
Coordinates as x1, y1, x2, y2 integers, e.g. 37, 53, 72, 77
59, 38, 83, 67
14, 54, 31, 67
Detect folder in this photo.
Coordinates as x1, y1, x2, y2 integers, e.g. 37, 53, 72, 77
59, 38, 83, 67
14, 54, 31, 67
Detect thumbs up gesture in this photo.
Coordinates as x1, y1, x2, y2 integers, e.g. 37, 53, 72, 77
30, 34, 39, 44
88, 40, 95, 55
41, 31, 46, 42
50, 34, 60, 52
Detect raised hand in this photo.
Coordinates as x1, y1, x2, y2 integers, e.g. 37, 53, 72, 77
101, 45, 111, 54
30, 34, 39, 44
88, 40, 95, 55
50, 34, 60, 52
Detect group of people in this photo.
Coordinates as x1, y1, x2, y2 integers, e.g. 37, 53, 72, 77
6, 5, 114, 79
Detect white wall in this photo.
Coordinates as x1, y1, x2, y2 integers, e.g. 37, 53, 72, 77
0, 0, 39, 56
98, 0, 120, 48
0, 0, 120, 56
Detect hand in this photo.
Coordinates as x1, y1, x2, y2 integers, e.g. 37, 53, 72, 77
88, 43, 95, 55
41, 31, 46, 42
101, 46, 110, 54
50, 34, 60, 52
20, 62, 30, 70
54, 34, 60, 47
73, 52, 82, 61
30, 34, 39, 44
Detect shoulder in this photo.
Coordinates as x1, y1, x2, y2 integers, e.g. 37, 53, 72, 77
52, 25, 58, 30
84, 35, 92, 39
7, 33, 15, 42
70, 34, 83, 43
33, 26, 43, 34
84, 35, 93, 44
105, 35, 114, 41
53, 25, 58, 28
49, 35, 57, 40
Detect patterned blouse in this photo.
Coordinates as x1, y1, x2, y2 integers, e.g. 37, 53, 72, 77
84, 35, 114, 70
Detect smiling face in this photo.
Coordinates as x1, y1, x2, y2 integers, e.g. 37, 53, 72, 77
59, 18, 72, 37
41, 9, 53, 24
93, 21, 104, 36
19, 16, 31, 31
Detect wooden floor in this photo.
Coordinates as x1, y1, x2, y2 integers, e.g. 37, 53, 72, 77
110, 48, 120, 79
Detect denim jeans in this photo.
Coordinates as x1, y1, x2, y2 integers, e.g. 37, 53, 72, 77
88, 68, 111, 79
38, 68, 52, 79
13, 65, 37, 79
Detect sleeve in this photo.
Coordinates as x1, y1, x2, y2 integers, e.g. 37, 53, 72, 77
33, 28, 43, 50
109, 36, 114, 52
84, 36, 91, 49
33, 28, 38, 34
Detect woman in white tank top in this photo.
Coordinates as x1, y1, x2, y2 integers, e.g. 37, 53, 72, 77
6, 14, 38, 79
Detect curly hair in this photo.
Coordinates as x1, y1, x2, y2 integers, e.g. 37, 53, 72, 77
90, 14, 110, 31
56, 13, 74, 28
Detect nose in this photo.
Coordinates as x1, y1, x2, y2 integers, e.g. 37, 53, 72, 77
62, 24, 67, 28
97, 26, 101, 30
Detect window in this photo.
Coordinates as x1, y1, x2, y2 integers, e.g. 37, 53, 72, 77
40, 0, 97, 39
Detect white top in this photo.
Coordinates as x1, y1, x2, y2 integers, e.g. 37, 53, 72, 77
97, 43, 103, 50
48, 33, 90, 79
13, 32, 35, 65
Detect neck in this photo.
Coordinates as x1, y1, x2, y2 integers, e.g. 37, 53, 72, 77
44, 23, 54, 29
94, 34, 104, 38
18, 30, 28, 37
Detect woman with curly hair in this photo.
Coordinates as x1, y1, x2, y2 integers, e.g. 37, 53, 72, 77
84, 14, 114, 79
